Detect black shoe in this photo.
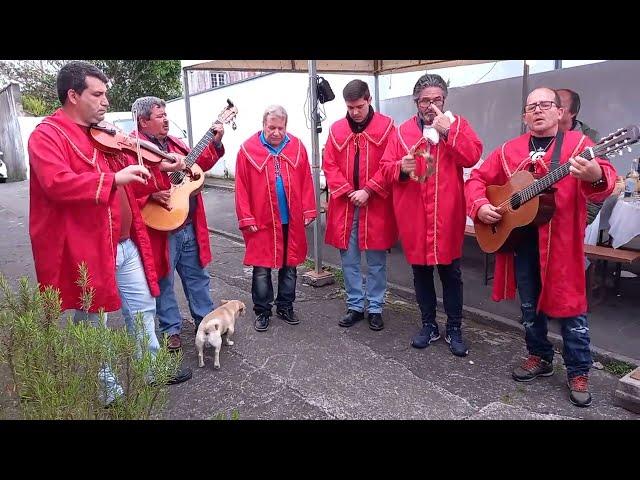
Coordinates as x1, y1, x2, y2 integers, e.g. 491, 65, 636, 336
411, 323, 440, 349
167, 366, 192, 385
254, 312, 271, 332
368, 312, 384, 331
445, 327, 468, 357
276, 307, 300, 325
339, 309, 364, 327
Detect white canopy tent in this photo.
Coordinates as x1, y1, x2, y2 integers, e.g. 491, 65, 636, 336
180, 60, 495, 275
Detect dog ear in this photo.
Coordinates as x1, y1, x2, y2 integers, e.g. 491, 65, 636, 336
220, 299, 230, 305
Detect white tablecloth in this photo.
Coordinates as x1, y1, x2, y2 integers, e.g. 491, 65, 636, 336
608, 199, 640, 248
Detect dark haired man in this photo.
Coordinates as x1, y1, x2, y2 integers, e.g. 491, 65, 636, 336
323, 79, 397, 331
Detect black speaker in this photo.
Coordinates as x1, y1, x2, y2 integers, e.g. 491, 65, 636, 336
316, 76, 335, 104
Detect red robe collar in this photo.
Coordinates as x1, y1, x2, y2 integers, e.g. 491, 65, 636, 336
498, 132, 588, 178
132, 130, 189, 155
329, 112, 394, 151
41, 109, 99, 167
240, 132, 302, 172
397, 115, 429, 153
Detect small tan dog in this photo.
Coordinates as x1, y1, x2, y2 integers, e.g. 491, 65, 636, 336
195, 300, 246, 369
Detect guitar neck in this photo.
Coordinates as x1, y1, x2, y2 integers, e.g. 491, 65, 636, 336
183, 125, 218, 168
515, 148, 595, 204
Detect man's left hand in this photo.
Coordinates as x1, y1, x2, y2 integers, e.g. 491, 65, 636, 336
348, 189, 370, 207
430, 104, 451, 135
159, 154, 186, 172
569, 156, 603, 183
212, 123, 225, 144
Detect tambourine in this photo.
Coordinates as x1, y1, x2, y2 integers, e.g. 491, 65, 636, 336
410, 148, 435, 183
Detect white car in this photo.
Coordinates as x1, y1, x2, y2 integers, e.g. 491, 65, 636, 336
104, 112, 188, 141
0, 150, 7, 183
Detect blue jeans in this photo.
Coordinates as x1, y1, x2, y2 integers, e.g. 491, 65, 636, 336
74, 238, 160, 404
514, 231, 592, 378
411, 259, 463, 330
339, 208, 387, 314
251, 224, 296, 315
157, 223, 214, 334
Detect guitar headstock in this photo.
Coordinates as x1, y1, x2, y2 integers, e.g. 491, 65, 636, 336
217, 98, 238, 130
593, 124, 640, 158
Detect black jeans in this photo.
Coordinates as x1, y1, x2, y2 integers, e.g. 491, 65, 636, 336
411, 258, 463, 329
251, 224, 297, 316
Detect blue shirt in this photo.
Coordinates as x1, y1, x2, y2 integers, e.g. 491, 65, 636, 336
259, 132, 290, 224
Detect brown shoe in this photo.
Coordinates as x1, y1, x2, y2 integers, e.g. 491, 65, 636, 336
167, 334, 182, 351
512, 355, 553, 382
568, 375, 592, 407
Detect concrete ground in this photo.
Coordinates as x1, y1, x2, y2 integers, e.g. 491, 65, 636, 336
1, 179, 637, 419
200, 178, 640, 364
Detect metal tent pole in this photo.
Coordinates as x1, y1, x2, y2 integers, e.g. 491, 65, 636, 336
308, 60, 323, 275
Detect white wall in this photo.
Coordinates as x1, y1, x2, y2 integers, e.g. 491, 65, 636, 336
17, 116, 43, 179
165, 72, 373, 178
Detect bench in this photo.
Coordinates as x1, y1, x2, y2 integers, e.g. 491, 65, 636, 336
465, 224, 640, 296
584, 244, 640, 299
464, 224, 493, 285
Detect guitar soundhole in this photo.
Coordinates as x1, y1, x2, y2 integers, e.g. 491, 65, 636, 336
511, 194, 522, 210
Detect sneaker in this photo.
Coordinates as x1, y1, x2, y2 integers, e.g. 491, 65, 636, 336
254, 312, 270, 332
150, 365, 193, 387
338, 309, 364, 327
567, 375, 592, 407
368, 313, 384, 331
167, 334, 182, 351
276, 307, 300, 325
411, 323, 440, 349
445, 327, 468, 357
512, 355, 554, 382
103, 395, 124, 410
103, 390, 124, 409
167, 366, 193, 385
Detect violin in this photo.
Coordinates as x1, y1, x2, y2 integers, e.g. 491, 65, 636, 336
90, 122, 178, 165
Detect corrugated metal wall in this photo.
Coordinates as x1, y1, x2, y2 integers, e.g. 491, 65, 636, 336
0, 82, 27, 181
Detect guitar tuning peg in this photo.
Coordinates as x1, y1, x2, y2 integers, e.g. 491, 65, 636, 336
628, 146, 633, 152
232, 121, 237, 131
618, 150, 623, 156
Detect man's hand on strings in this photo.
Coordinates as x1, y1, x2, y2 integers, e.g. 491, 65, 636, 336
569, 156, 603, 183
151, 189, 171, 208
159, 154, 186, 172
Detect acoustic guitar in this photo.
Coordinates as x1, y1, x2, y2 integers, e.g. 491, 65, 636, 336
474, 125, 640, 253
142, 99, 238, 231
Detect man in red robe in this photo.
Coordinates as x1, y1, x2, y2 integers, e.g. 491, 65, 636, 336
465, 87, 616, 407
130, 96, 224, 351
28, 62, 192, 404
381, 73, 482, 357
235, 105, 316, 332
323, 79, 397, 331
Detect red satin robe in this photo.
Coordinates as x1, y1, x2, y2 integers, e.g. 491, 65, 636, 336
323, 112, 397, 250
465, 131, 616, 317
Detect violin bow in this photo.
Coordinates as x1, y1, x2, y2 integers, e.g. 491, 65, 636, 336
131, 106, 144, 167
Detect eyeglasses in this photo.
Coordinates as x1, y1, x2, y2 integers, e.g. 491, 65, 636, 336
417, 97, 444, 107
523, 101, 557, 113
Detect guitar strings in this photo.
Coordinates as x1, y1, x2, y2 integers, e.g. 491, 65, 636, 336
494, 149, 595, 212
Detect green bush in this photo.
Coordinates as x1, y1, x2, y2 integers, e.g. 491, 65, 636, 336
21, 94, 54, 116
0, 266, 180, 420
